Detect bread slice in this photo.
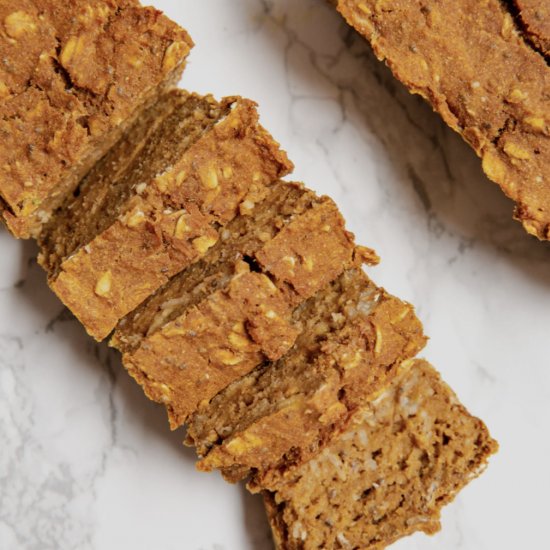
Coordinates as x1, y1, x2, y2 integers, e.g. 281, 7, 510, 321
111, 181, 368, 428
512, 0, 550, 56
335, 0, 550, 239
263, 359, 498, 550
38, 90, 292, 340
186, 268, 426, 483
0, 0, 192, 238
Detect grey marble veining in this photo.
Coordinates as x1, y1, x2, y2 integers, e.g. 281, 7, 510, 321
1, 1, 549, 548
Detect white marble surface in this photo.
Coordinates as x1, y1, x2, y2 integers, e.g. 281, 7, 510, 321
1, 1, 550, 548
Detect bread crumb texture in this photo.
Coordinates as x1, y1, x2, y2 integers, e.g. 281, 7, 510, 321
186, 268, 426, 483
264, 359, 498, 550
112, 181, 357, 427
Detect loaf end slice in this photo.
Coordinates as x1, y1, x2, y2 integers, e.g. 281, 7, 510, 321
0, 0, 192, 238
263, 359, 498, 550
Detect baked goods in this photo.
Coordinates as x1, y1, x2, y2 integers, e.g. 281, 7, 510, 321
512, 0, 550, 56
335, 0, 550, 240
186, 268, 426, 484
263, 359, 498, 550
0, 0, 192, 238
1, 5, 498, 546
38, 90, 292, 340
111, 181, 367, 428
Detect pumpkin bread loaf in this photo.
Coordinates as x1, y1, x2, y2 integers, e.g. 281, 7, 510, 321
111, 181, 370, 428
38, 89, 292, 340
0, 0, 192, 238
335, 0, 550, 240
186, 268, 426, 484
263, 359, 498, 550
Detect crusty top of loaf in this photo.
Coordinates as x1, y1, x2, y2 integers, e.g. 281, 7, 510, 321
337, 0, 550, 240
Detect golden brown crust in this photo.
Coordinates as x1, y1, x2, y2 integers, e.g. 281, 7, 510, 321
337, 0, 550, 239
262, 360, 498, 550
110, 181, 320, 355
512, 0, 550, 56
116, 193, 357, 428
256, 201, 357, 300
42, 95, 292, 340
0, 0, 192, 237
248, 299, 426, 488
